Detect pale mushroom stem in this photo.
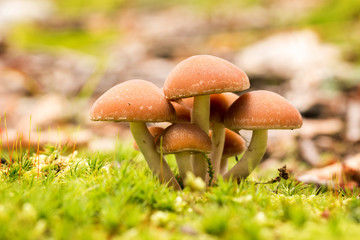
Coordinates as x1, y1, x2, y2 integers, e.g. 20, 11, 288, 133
191, 95, 210, 131
191, 95, 210, 180
130, 122, 181, 190
223, 129, 268, 181
210, 122, 226, 177
219, 157, 228, 175
175, 152, 193, 183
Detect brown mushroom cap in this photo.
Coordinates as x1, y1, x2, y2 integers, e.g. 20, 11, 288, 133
90, 79, 176, 122
170, 101, 191, 122
210, 92, 238, 123
156, 123, 212, 154
225, 90, 303, 130
222, 129, 246, 158
160, 87, 191, 123
164, 55, 250, 99
133, 126, 164, 151
209, 128, 246, 158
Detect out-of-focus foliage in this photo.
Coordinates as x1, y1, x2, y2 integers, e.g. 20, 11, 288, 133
303, 0, 360, 62
54, 0, 262, 15
10, 23, 120, 56
54, 0, 126, 17
306, 0, 360, 23
7, 0, 360, 61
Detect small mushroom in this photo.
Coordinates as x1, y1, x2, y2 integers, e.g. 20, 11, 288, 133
223, 90, 302, 181
156, 123, 211, 183
166, 93, 239, 180
90, 79, 181, 190
167, 93, 239, 177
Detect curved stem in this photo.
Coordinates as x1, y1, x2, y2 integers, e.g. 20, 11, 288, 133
191, 95, 210, 180
223, 129, 268, 181
130, 122, 181, 190
210, 122, 226, 177
219, 157, 228, 176
175, 152, 193, 182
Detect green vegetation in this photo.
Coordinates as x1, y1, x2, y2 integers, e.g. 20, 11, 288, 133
9, 23, 120, 56
54, 0, 125, 17
302, 0, 360, 63
0, 144, 359, 239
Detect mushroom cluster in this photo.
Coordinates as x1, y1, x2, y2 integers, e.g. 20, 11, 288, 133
90, 55, 302, 190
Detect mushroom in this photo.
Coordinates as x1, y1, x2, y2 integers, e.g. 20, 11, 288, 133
164, 55, 249, 180
90, 79, 181, 190
169, 93, 239, 180
156, 123, 211, 183
223, 90, 302, 181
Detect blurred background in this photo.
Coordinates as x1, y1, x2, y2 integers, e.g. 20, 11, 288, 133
0, 0, 359, 181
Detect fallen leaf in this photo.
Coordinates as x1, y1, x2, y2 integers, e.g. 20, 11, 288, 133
297, 154, 360, 189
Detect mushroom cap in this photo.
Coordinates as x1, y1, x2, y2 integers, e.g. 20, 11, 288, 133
164, 55, 250, 99
133, 126, 164, 151
90, 79, 176, 122
170, 101, 191, 123
222, 129, 246, 158
156, 123, 212, 154
225, 90, 303, 130
209, 128, 246, 158
210, 92, 238, 123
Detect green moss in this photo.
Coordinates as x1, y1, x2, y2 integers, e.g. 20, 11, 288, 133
0, 143, 358, 239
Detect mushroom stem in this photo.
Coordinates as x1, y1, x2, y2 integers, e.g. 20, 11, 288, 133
191, 95, 210, 132
219, 157, 228, 175
223, 129, 268, 181
175, 152, 193, 182
191, 95, 210, 180
210, 122, 226, 177
191, 153, 208, 180
130, 122, 181, 190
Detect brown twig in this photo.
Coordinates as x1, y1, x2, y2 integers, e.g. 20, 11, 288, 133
243, 165, 289, 185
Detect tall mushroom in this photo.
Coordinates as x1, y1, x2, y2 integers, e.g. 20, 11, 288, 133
164, 55, 249, 180
223, 90, 302, 181
90, 79, 181, 190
